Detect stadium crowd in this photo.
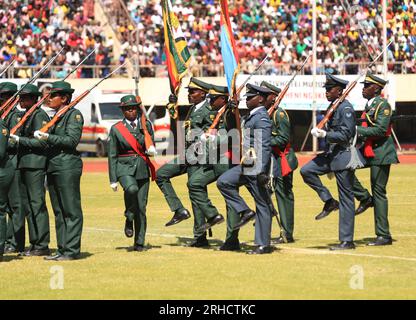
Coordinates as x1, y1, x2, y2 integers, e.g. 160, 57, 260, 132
120, 0, 416, 76
0, 0, 113, 78
1, 0, 415, 78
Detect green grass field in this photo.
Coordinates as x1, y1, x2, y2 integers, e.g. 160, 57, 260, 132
1, 161, 416, 300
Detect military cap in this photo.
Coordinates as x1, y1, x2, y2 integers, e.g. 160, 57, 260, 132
49, 81, 75, 94
186, 77, 211, 92
360, 71, 388, 87
208, 85, 229, 97
260, 81, 281, 95
244, 83, 273, 98
323, 73, 349, 89
19, 83, 42, 96
119, 95, 140, 108
0, 82, 18, 93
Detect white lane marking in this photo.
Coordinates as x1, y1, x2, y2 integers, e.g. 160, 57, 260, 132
84, 227, 416, 262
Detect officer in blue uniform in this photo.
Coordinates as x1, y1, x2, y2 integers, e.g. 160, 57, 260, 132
300, 74, 360, 250
217, 84, 273, 254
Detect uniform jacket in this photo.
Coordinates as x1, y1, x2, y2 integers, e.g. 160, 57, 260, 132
108, 118, 154, 183
241, 106, 272, 176
357, 95, 398, 166
46, 108, 84, 173
185, 100, 213, 147
5, 108, 22, 169
323, 100, 358, 171
18, 108, 50, 169
0, 119, 13, 174
270, 107, 298, 177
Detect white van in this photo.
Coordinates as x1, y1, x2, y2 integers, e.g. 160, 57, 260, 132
75, 90, 171, 156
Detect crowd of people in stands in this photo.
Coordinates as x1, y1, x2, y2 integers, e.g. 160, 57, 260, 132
1, 0, 415, 78
120, 0, 416, 76
0, 0, 113, 78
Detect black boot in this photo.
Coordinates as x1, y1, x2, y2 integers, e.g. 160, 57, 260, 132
315, 199, 339, 220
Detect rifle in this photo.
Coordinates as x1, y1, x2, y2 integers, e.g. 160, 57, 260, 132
10, 49, 97, 135
0, 59, 16, 78
267, 54, 311, 116
207, 52, 272, 135
136, 95, 156, 155
39, 62, 127, 133
0, 47, 64, 120
317, 40, 393, 130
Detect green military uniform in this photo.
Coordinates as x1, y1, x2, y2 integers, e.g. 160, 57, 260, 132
156, 78, 213, 243
186, 85, 240, 248
0, 82, 29, 253
15, 84, 51, 253
39, 81, 84, 259
261, 81, 298, 242
0, 119, 15, 259
353, 74, 398, 241
108, 95, 155, 249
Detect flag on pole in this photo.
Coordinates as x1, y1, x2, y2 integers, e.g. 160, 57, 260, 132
220, 0, 240, 96
162, 0, 191, 95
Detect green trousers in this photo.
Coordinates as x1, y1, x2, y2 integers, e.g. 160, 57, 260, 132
156, 157, 205, 240
119, 176, 150, 246
21, 169, 50, 250
47, 168, 83, 258
187, 164, 240, 242
6, 170, 28, 252
1, 165, 14, 255
353, 165, 391, 238
273, 172, 295, 239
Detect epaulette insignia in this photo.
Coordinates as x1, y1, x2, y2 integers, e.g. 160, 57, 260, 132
2, 129, 8, 136
42, 121, 47, 126
210, 114, 215, 120
280, 112, 285, 118
384, 109, 390, 116
76, 114, 82, 122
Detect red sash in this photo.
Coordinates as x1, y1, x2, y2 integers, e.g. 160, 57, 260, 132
272, 143, 292, 177
361, 112, 392, 158
115, 122, 156, 180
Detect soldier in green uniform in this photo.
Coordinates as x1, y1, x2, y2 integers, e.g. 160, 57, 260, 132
187, 85, 241, 251
156, 77, 214, 247
0, 82, 29, 254
108, 95, 155, 251
9, 84, 51, 256
352, 72, 398, 246
0, 118, 15, 261
34, 81, 84, 261
261, 81, 298, 243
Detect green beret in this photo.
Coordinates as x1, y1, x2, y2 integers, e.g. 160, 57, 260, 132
50, 81, 75, 94
19, 83, 42, 96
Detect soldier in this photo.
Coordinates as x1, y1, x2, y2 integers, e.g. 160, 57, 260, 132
34, 81, 84, 261
261, 81, 298, 244
187, 85, 240, 251
9, 84, 51, 256
0, 82, 29, 254
108, 95, 155, 252
352, 72, 399, 246
156, 77, 214, 247
217, 84, 273, 254
0, 117, 14, 261
300, 74, 360, 250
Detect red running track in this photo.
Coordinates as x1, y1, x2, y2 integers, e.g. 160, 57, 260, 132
83, 154, 416, 173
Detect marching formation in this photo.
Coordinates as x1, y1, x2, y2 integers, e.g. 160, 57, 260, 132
0, 56, 398, 260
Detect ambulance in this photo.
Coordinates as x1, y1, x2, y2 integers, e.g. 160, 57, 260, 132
75, 90, 171, 157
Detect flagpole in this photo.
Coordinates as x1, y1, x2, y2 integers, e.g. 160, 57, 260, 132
312, 0, 317, 153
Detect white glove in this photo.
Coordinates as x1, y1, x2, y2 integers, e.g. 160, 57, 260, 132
146, 145, 157, 157
9, 134, 19, 143
200, 133, 208, 142
311, 127, 327, 138
34, 130, 49, 141
207, 134, 216, 142
110, 182, 118, 192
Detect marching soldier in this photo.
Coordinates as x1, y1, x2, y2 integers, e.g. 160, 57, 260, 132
300, 74, 360, 250
0, 117, 14, 261
261, 81, 298, 243
187, 85, 240, 251
9, 84, 51, 256
352, 72, 399, 246
34, 81, 84, 261
0, 82, 29, 254
156, 77, 214, 247
217, 84, 273, 254
108, 95, 155, 252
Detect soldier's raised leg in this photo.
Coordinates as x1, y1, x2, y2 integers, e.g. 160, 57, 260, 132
353, 173, 373, 215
